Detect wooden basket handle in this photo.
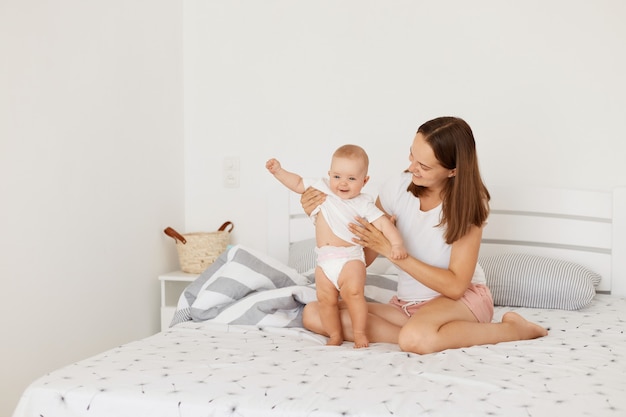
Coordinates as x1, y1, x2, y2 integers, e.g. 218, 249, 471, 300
164, 227, 187, 244
218, 221, 234, 233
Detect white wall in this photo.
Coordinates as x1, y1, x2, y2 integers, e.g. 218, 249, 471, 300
184, 0, 626, 255
3, 1, 626, 415
0, 1, 184, 415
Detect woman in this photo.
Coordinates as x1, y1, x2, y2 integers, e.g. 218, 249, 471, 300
301, 116, 548, 354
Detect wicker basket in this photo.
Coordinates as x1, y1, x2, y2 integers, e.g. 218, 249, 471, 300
164, 221, 234, 274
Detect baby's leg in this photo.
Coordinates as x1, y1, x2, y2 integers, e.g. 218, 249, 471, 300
315, 267, 343, 346
338, 261, 369, 348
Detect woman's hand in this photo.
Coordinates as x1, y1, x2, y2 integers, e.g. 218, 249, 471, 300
349, 216, 392, 259
300, 187, 326, 216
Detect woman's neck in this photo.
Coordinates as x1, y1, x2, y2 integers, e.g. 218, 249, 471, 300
419, 188, 443, 211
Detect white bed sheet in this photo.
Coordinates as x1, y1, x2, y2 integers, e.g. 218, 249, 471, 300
13, 294, 626, 417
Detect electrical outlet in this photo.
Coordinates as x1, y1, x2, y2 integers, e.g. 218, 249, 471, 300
223, 156, 240, 171
223, 157, 240, 188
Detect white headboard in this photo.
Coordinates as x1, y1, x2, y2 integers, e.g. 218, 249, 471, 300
266, 186, 315, 264
480, 186, 626, 295
267, 185, 626, 296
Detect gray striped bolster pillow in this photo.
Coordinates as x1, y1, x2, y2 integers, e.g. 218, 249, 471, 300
288, 238, 318, 274
479, 253, 602, 310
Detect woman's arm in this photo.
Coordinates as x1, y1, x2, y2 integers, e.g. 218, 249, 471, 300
348, 217, 483, 300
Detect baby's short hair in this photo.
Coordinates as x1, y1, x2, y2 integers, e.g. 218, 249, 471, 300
333, 144, 369, 168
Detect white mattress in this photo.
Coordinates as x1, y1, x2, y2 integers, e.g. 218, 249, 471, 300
13, 294, 626, 417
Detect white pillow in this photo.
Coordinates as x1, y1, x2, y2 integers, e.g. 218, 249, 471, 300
479, 253, 601, 310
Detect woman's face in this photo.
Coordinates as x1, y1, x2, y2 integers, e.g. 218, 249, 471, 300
408, 133, 455, 191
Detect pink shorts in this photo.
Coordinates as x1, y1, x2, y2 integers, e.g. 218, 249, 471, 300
389, 284, 494, 323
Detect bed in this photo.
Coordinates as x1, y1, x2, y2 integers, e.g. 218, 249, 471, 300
12, 185, 626, 417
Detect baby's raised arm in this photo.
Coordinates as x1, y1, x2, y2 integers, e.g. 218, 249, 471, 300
266, 158, 306, 194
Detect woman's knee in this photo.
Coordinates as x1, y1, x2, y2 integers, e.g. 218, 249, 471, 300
398, 326, 439, 355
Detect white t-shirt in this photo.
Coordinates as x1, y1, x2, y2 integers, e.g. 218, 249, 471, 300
304, 178, 384, 245
378, 172, 485, 302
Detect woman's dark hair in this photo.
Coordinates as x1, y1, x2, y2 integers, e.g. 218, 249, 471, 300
407, 116, 490, 244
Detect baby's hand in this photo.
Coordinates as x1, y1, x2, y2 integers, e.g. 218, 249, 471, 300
390, 244, 408, 260
266, 158, 281, 174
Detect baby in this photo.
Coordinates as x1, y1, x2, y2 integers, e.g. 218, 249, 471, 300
266, 144, 406, 348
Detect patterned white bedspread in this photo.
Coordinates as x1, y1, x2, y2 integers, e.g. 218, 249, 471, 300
12, 294, 626, 417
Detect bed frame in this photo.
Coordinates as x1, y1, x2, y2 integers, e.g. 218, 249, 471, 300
267, 185, 626, 296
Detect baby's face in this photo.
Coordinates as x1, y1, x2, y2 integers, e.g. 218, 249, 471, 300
327, 156, 369, 200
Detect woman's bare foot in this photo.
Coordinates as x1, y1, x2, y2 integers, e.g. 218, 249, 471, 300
353, 331, 369, 348
502, 312, 548, 340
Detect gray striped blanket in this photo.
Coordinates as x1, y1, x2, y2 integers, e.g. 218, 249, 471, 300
170, 245, 316, 327
170, 244, 399, 328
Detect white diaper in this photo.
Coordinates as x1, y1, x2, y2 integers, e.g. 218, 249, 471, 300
315, 245, 365, 290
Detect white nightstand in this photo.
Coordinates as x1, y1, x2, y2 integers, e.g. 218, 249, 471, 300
158, 271, 199, 331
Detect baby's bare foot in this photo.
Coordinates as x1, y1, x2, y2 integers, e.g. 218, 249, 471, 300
353, 331, 369, 348
502, 312, 548, 339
